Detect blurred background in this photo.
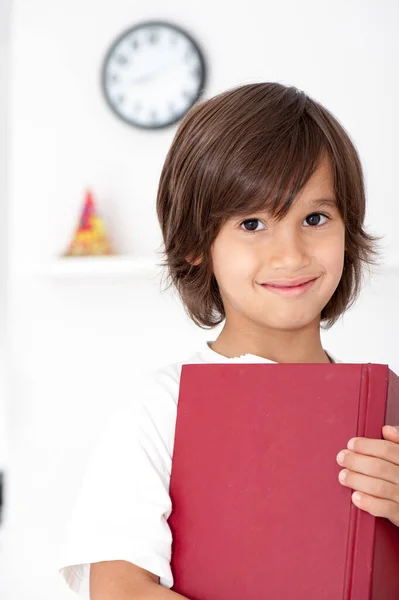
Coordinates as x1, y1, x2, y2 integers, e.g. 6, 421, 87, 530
0, 0, 398, 598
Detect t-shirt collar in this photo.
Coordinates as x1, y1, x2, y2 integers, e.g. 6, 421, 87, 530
203, 341, 338, 364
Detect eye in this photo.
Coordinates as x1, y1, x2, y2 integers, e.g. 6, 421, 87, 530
303, 213, 329, 227
240, 219, 266, 232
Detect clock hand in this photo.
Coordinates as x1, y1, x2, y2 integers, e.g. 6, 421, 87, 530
131, 59, 172, 84
131, 57, 192, 85
132, 70, 162, 84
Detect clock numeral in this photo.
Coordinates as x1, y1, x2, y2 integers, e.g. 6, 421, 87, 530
170, 33, 178, 45
117, 95, 125, 105
149, 110, 158, 122
182, 90, 193, 101
109, 74, 119, 84
116, 54, 128, 66
191, 66, 201, 80
148, 30, 160, 45
131, 38, 139, 50
184, 49, 195, 62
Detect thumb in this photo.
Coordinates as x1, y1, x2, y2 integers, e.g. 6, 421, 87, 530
382, 425, 399, 441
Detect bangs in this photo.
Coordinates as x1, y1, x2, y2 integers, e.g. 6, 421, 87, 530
212, 114, 328, 223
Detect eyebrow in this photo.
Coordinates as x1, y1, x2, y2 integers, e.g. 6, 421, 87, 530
309, 198, 337, 210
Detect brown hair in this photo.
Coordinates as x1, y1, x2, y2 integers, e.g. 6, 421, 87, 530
156, 82, 380, 329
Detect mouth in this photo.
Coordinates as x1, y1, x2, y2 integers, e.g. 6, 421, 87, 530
259, 276, 319, 297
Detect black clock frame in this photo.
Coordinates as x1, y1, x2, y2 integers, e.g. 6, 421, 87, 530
101, 20, 207, 130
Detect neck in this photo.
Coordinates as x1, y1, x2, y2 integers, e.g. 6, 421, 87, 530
211, 318, 330, 364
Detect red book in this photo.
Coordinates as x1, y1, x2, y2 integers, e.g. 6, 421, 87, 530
168, 363, 399, 600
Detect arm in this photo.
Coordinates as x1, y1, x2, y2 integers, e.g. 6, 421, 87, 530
90, 560, 190, 600
60, 375, 181, 596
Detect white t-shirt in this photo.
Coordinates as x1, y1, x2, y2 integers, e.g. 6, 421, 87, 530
59, 342, 339, 598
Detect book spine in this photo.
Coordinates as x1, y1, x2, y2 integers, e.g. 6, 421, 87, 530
342, 365, 369, 599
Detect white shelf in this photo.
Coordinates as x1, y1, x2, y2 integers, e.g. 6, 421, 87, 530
14, 256, 399, 278
27, 256, 161, 277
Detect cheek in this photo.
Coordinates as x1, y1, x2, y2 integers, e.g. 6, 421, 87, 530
320, 233, 346, 282
212, 238, 258, 285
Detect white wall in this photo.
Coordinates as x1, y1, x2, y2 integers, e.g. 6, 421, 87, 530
2, 1, 399, 599
0, 0, 11, 471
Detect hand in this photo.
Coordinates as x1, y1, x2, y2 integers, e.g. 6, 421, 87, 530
336, 425, 399, 527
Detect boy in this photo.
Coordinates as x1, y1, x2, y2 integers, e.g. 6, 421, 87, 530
60, 83, 399, 599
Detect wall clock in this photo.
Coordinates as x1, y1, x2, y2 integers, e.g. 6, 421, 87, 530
101, 21, 207, 130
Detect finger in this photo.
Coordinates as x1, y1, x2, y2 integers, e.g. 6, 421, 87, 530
338, 469, 399, 504
336, 450, 399, 485
351, 491, 399, 527
346, 436, 399, 466
382, 425, 399, 442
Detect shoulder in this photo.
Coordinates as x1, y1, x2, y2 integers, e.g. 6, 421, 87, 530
139, 347, 208, 410
104, 348, 207, 459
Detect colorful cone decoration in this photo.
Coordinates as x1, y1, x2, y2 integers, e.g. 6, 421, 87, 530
64, 189, 115, 256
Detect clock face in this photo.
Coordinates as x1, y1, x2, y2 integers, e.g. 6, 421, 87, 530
101, 21, 207, 130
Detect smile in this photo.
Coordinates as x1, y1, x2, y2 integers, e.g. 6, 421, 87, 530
259, 277, 319, 297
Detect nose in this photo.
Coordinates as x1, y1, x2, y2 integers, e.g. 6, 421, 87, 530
267, 229, 311, 272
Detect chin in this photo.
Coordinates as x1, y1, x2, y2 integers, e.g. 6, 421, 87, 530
259, 309, 322, 332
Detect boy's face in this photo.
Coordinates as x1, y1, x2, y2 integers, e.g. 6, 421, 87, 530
211, 156, 345, 332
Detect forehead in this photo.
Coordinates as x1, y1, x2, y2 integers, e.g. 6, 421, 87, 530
215, 144, 339, 223
259, 157, 337, 218
296, 156, 335, 200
